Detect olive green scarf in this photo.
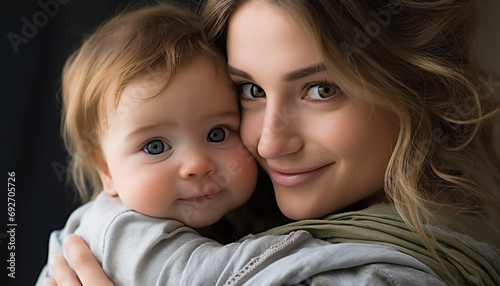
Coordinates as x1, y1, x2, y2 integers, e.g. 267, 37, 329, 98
259, 204, 500, 286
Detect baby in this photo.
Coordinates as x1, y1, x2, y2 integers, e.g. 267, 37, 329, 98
36, 3, 257, 284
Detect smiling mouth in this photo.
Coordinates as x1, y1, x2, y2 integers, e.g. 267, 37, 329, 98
179, 192, 221, 204
268, 163, 334, 188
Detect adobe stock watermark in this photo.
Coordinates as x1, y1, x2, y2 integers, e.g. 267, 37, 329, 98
443, 73, 500, 119
6, 172, 16, 279
256, 105, 297, 151
178, 143, 255, 223
411, 72, 500, 166
340, 0, 403, 63
7, 0, 71, 54
51, 68, 164, 183
178, 105, 297, 223
477, 73, 500, 100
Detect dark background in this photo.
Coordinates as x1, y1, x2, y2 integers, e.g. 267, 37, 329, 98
1, 1, 199, 285
0, 0, 498, 285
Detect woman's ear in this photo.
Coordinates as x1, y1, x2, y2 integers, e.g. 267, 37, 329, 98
93, 155, 118, 197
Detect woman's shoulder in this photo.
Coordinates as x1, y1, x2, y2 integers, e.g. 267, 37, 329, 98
304, 262, 446, 286
228, 242, 445, 285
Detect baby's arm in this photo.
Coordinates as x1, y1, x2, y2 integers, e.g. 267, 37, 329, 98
35, 193, 315, 285
48, 231, 447, 286
97, 209, 316, 285
46, 230, 315, 286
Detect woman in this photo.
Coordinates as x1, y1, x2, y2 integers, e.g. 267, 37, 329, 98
47, 0, 500, 285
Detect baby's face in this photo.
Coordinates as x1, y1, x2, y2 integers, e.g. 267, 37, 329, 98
97, 56, 257, 228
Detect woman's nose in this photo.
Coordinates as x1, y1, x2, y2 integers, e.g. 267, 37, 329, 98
257, 102, 302, 159
179, 150, 216, 179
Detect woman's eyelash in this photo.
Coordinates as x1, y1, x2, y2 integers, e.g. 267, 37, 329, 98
305, 80, 340, 90
231, 81, 250, 89
302, 81, 344, 102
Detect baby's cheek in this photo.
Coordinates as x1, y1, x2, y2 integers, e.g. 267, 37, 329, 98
240, 116, 261, 158
120, 171, 175, 216
233, 159, 258, 195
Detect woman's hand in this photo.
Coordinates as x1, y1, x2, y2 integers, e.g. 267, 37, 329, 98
43, 253, 79, 286
45, 234, 114, 286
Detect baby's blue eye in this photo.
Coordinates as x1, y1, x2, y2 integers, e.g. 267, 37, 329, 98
208, 127, 229, 143
143, 139, 169, 155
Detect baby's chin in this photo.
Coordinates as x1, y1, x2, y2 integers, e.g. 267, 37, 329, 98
133, 200, 230, 228
173, 208, 226, 229
182, 216, 222, 228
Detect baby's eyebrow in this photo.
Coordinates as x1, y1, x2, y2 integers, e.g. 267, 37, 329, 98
127, 122, 175, 139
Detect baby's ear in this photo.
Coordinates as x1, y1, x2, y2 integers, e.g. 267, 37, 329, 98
93, 155, 118, 197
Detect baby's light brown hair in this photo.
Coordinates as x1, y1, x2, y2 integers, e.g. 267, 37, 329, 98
61, 2, 223, 201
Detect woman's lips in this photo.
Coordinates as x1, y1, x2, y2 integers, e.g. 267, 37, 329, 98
267, 164, 333, 188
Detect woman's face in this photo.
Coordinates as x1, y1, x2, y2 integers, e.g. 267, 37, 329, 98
226, 1, 399, 219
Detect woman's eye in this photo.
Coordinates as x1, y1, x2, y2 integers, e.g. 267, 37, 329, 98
208, 127, 230, 143
142, 139, 169, 155
240, 83, 266, 99
306, 83, 340, 100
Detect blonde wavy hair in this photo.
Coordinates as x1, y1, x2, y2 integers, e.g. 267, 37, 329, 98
61, 2, 222, 202
201, 0, 500, 277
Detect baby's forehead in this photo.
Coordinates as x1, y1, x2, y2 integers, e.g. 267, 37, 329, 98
103, 72, 169, 112
108, 75, 237, 113
121, 76, 166, 101
115, 55, 227, 103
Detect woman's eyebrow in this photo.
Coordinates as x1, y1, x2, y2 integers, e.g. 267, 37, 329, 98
227, 65, 254, 80
283, 63, 326, 81
227, 63, 326, 82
